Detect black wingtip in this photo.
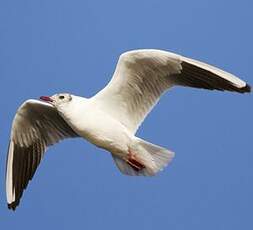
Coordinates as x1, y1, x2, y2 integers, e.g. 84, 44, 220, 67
8, 200, 19, 211
235, 83, 251, 93
242, 83, 251, 93
8, 204, 16, 211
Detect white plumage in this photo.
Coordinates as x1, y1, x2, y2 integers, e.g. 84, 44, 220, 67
5, 49, 250, 210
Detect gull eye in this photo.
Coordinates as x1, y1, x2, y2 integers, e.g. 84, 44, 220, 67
59, 95, 65, 100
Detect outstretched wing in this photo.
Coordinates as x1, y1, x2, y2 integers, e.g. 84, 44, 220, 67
93, 49, 250, 133
6, 99, 79, 210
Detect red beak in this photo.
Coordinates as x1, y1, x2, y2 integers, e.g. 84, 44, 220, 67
40, 96, 53, 102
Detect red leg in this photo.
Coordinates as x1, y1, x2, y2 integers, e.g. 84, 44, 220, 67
126, 149, 145, 172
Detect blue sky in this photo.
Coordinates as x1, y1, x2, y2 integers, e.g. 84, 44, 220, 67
0, 0, 252, 229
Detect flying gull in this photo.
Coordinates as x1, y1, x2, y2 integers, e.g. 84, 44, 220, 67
5, 49, 251, 210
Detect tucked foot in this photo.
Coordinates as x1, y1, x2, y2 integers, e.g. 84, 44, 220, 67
125, 150, 145, 172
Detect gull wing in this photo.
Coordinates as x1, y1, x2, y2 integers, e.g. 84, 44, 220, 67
93, 49, 250, 133
6, 99, 79, 210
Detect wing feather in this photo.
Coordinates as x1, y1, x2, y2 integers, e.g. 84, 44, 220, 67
6, 99, 79, 210
93, 49, 250, 133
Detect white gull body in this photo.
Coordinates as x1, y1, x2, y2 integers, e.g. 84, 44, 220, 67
5, 49, 251, 210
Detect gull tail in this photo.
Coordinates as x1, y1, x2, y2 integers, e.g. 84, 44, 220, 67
112, 138, 175, 176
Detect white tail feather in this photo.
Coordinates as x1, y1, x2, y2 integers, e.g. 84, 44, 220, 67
112, 138, 175, 176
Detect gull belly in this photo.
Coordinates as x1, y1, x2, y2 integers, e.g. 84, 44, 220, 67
64, 104, 133, 156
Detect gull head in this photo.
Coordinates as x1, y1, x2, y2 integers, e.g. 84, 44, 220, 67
40, 93, 72, 108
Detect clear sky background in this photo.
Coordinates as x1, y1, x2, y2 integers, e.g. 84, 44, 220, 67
0, 0, 252, 229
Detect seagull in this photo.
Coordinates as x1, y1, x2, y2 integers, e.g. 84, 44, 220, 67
5, 49, 250, 210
